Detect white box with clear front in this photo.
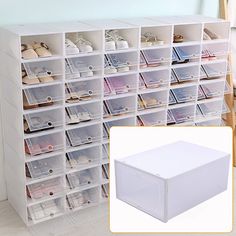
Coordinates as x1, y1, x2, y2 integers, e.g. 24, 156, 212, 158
115, 141, 230, 222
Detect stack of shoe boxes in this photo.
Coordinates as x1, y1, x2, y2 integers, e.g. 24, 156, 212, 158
0, 15, 230, 225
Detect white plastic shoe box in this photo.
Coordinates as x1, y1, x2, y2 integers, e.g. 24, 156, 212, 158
115, 141, 230, 222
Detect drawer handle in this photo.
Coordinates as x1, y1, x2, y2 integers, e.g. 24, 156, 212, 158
47, 96, 53, 102
49, 192, 54, 196
47, 121, 53, 127
50, 213, 54, 217
47, 145, 54, 151
49, 169, 53, 174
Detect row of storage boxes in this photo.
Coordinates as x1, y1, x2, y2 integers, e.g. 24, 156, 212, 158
26, 165, 109, 202
21, 48, 229, 85
25, 144, 109, 180
137, 99, 229, 126
27, 184, 108, 224
20, 22, 230, 60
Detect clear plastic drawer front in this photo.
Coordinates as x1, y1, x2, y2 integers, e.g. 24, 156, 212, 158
66, 187, 99, 210
27, 177, 64, 200
198, 100, 225, 117
172, 65, 199, 82
24, 108, 63, 133
66, 167, 99, 189
140, 69, 169, 89
139, 90, 168, 109
22, 59, 63, 80
172, 86, 197, 103
25, 132, 64, 156
23, 84, 63, 106
201, 81, 225, 98
201, 61, 227, 78
104, 96, 136, 116
138, 110, 166, 126
26, 155, 63, 179
28, 198, 64, 223
66, 124, 101, 147
170, 105, 195, 123
65, 101, 101, 125
65, 80, 101, 103
66, 146, 100, 169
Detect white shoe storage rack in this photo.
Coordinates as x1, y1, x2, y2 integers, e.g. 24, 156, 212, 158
0, 15, 231, 226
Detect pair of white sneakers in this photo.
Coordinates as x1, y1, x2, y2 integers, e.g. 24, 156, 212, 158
65, 35, 93, 55
105, 30, 129, 51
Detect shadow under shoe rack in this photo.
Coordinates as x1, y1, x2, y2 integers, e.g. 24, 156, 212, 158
0, 15, 231, 225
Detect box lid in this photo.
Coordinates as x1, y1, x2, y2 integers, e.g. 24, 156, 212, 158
117, 141, 229, 179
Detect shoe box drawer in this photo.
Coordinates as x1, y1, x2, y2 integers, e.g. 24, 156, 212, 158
65, 80, 101, 103
66, 187, 99, 210
26, 154, 63, 179
102, 163, 109, 181
196, 118, 223, 126
172, 65, 199, 83
66, 146, 100, 170
24, 108, 63, 133
139, 90, 168, 109
200, 81, 225, 98
141, 48, 171, 68
140, 69, 169, 89
66, 124, 101, 147
22, 59, 63, 81
102, 143, 109, 161
66, 101, 101, 125
65, 55, 102, 79
172, 45, 200, 64
101, 183, 109, 199
24, 132, 64, 156
137, 110, 166, 126
28, 197, 64, 223
104, 75, 137, 96
103, 117, 135, 139
198, 100, 226, 117
27, 177, 64, 200
201, 61, 227, 79
104, 52, 138, 74
202, 42, 229, 60
66, 167, 99, 189
171, 85, 197, 103
104, 96, 136, 116
167, 110, 176, 125
23, 84, 63, 108
169, 105, 195, 124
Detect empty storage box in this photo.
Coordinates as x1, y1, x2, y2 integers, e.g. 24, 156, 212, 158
115, 141, 230, 222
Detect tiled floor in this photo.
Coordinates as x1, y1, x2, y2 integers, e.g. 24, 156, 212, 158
0, 169, 235, 236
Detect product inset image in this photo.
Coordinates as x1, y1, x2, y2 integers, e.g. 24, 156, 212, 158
115, 141, 230, 222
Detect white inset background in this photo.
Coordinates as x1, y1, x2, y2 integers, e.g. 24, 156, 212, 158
109, 127, 233, 233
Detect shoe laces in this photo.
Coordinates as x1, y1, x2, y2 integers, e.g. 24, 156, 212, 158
105, 30, 125, 42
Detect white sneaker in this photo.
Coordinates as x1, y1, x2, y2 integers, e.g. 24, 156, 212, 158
75, 34, 93, 53
65, 38, 80, 55
105, 30, 116, 51
106, 30, 129, 50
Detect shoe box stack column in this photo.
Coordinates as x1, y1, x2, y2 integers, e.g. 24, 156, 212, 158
0, 15, 231, 226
